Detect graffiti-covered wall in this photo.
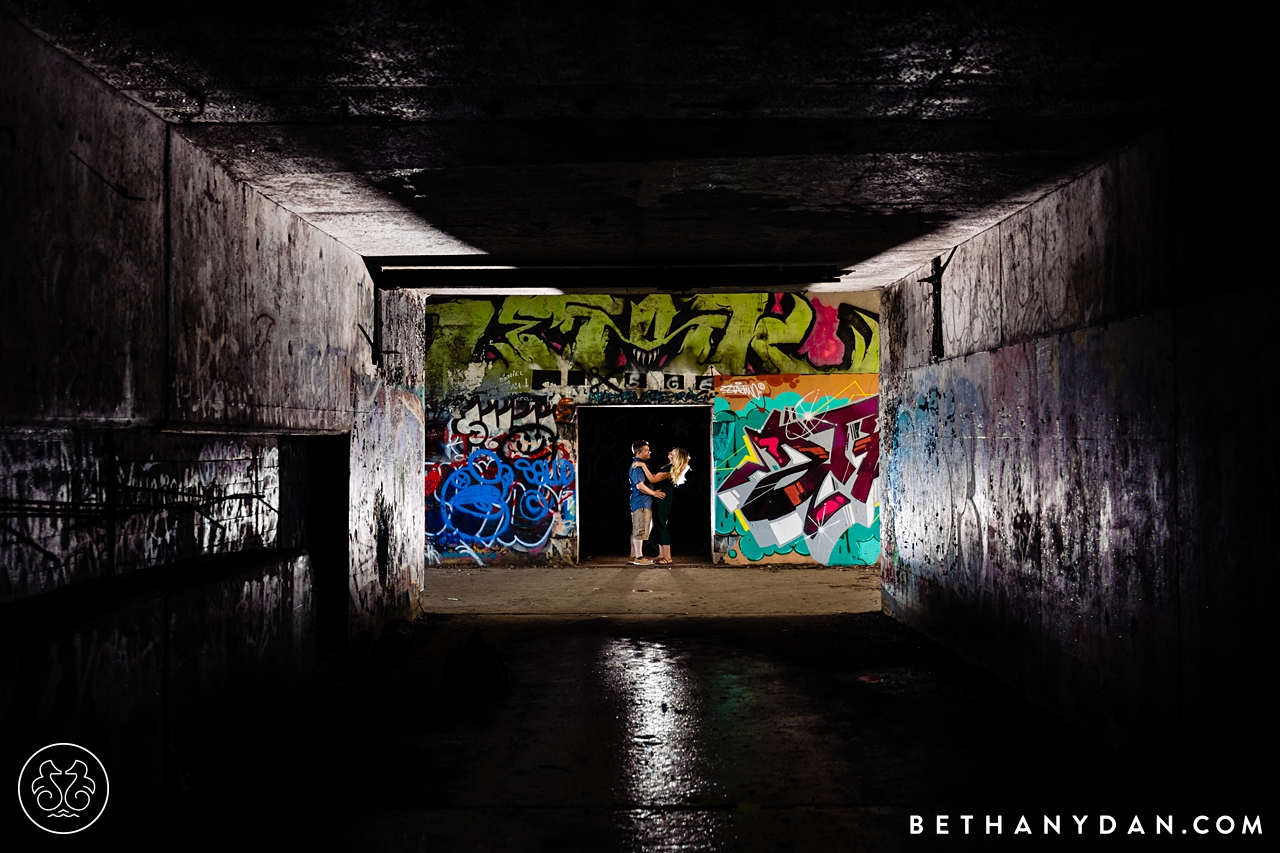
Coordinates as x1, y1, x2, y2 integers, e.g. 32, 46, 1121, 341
421, 292, 880, 566
423, 397, 577, 566
713, 375, 880, 566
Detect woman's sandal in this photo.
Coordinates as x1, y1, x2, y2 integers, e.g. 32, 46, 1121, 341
655, 557, 673, 565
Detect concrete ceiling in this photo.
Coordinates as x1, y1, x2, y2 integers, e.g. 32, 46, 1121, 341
7, 0, 1178, 288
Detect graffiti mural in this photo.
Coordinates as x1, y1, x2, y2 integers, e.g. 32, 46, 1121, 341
714, 375, 880, 566
424, 293, 879, 395
424, 398, 575, 564
420, 292, 879, 566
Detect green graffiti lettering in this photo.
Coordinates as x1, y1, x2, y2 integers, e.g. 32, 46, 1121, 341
424, 292, 878, 392
750, 294, 814, 374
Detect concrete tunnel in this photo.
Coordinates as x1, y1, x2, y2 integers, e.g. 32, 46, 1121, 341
0, 2, 1270, 847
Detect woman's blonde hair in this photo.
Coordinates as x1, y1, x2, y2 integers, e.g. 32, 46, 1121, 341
670, 447, 691, 486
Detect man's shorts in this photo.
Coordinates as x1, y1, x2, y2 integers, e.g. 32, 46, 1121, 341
631, 508, 652, 540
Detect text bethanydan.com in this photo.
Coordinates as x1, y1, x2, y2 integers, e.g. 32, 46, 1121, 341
910, 815, 1261, 836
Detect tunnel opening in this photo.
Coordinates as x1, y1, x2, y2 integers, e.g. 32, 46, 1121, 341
576, 404, 713, 564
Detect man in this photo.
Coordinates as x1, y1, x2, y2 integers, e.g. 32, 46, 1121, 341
628, 439, 666, 565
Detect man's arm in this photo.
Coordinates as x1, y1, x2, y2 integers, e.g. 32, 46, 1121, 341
637, 482, 666, 499
630, 461, 670, 482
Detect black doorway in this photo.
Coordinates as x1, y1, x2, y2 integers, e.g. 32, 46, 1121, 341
576, 405, 713, 562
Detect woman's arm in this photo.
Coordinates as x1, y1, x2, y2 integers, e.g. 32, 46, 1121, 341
630, 461, 670, 482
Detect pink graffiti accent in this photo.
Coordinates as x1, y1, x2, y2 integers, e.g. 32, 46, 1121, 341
797, 299, 845, 367
754, 435, 783, 466
810, 493, 851, 528
771, 293, 786, 314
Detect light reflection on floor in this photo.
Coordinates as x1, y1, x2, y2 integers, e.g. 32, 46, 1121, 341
600, 638, 725, 851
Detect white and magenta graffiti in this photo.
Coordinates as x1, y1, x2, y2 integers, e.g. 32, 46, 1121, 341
714, 375, 880, 565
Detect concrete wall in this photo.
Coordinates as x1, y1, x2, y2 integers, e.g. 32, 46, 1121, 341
351, 290, 426, 632
167, 132, 367, 431
880, 132, 1269, 781
2, 429, 280, 603
165, 132, 425, 635
0, 17, 423, 813
0, 550, 313, 826
416, 292, 882, 567
0, 15, 166, 425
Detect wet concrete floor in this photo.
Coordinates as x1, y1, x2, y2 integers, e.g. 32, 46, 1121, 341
181, 568, 1215, 851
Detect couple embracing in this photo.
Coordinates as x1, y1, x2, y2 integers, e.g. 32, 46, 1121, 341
628, 439, 691, 566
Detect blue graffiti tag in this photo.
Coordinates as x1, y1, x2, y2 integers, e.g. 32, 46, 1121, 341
429, 429, 576, 554
437, 450, 515, 544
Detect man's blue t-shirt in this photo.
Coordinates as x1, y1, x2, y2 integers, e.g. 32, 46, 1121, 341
629, 458, 652, 511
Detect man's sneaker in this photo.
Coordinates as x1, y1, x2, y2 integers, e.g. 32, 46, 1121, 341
630, 557, 653, 565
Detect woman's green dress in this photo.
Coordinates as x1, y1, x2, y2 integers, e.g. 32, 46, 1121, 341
652, 463, 673, 545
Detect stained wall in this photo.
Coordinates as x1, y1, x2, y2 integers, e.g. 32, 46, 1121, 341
0, 14, 166, 426
0, 20, 423, 814
878, 132, 1266, 777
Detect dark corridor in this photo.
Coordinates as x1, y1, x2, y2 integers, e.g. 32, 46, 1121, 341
576, 405, 713, 562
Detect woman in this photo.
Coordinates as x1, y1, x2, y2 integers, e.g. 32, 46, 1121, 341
632, 447, 691, 565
